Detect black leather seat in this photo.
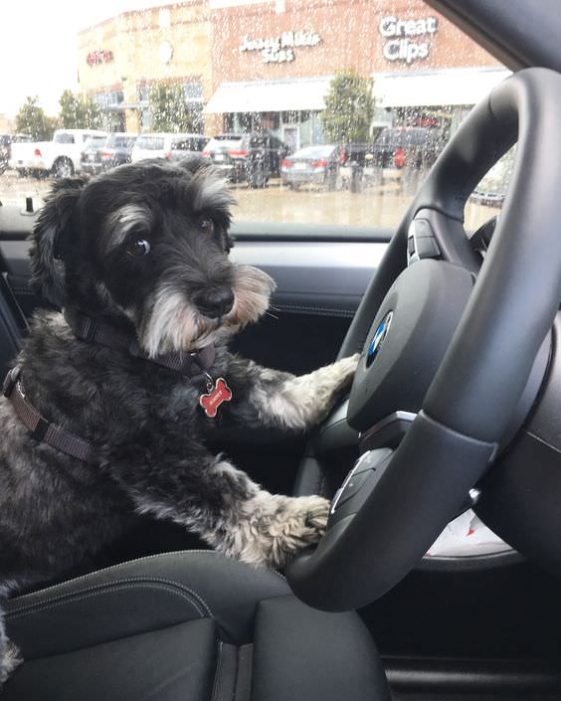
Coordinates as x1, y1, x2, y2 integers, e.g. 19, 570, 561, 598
3, 551, 390, 700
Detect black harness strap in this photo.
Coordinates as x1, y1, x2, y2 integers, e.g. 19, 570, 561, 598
3, 367, 95, 464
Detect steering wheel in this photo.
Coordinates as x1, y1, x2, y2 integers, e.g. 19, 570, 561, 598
286, 68, 561, 611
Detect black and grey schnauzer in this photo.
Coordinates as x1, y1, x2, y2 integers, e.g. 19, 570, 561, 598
0, 157, 358, 682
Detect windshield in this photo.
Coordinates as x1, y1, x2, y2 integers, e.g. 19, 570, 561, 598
0, 0, 510, 231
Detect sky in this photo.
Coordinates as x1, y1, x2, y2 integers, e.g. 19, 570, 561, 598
1, 0, 172, 117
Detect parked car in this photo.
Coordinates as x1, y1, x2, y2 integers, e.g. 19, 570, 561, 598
9, 129, 108, 178
372, 126, 445, 179
131, 133, 207, 163
203, 133, 289, 186
99, 133, 137, 171
280, 144, 344, 190
202, 133, 250, 182
78, 134, 110, 175
0, 134, 31, 174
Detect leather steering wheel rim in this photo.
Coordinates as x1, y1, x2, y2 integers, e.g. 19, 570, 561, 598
286, 67, 561, 611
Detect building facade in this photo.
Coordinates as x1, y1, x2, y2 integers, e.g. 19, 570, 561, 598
77, 0, 509, 145
77, 1, 211, 133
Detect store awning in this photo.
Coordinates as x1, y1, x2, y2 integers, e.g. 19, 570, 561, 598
205, 77, 332, 114
373, 68, 511, 108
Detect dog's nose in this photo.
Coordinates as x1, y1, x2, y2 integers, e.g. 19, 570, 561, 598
194, 289, 235, 318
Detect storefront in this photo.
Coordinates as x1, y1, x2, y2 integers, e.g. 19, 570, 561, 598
77, 0, 505, 142
205, 75, 331, 149
373, 65, 510, 137
206, 0, 503, 147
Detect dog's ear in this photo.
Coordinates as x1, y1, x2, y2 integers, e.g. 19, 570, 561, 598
30, 178, 86, 307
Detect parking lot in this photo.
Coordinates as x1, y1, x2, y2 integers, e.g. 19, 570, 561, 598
0, 171, 499, 231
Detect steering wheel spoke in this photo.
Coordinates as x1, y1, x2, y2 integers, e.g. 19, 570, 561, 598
408, 208, 480, 274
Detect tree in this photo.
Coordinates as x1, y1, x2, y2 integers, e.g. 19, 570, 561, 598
15, 97, 57, 140
149, 82, 197, 133
322, 70, 374, 144
59, 90, 102, 129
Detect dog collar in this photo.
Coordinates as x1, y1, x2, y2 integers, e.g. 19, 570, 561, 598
3, 366, 95, 464
67, 312, 232, 418
67, 312, 216, 379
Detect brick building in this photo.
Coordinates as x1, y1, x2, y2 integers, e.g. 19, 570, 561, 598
77, 0, 509, 143
77, 1, 210, 133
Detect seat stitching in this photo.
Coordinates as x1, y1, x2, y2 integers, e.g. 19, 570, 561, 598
8, 551, 218, 602
6, 580, 206, 619
6, 577, 213, 620
8, 550, 288, 601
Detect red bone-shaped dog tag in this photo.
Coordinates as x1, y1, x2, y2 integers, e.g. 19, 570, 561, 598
199, 378, 232, 418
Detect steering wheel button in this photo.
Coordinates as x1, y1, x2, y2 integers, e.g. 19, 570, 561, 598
353, 447, 393, 474
336, 470, 371, 507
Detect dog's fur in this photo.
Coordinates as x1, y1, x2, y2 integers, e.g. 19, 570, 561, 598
0, 157, 358, 683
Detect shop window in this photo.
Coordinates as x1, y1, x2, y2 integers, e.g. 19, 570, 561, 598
92, 91, 124, 109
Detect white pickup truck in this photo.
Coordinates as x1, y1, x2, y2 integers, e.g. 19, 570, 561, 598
9, 128, 107, 178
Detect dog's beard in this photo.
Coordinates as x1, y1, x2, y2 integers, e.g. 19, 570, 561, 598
139, 265, 275, 356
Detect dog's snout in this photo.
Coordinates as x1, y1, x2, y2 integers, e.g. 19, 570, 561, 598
194, 289, 235, 319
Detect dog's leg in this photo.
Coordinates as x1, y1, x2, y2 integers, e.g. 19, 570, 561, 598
113, 451, 329, 569
239, 353, 360, 431
0, 606, 22, 687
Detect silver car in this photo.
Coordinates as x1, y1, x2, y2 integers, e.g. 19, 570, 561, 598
280, 144, 343, 190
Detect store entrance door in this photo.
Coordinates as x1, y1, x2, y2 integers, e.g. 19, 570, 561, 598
282, 126, 300, 153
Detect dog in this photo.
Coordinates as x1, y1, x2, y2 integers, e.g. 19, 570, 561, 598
0, 156, 358, 683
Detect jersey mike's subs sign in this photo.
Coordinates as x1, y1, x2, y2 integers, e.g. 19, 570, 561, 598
239, 30, 321, 64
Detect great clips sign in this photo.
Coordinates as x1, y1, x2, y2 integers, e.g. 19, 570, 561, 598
379, 15, 438, 64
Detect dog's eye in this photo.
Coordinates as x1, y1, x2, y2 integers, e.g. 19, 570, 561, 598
199, 218, 215, 235
127, 239, 151, 257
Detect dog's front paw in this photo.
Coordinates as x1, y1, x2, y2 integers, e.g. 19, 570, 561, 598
265, 494, 330, 569
234, 494, 330, 570
302, 352, 360, 423
331, 352, 360, 390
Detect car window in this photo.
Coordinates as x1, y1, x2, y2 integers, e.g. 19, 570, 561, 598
0, 0, 510, 231
84, 135, 106, 147
53, 133, 75, 144
204, 137, 242, 151
135, 136, 164, 150
178, 138, 206, 152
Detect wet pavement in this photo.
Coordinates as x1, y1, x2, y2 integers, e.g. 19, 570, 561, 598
0, 171, 499, 231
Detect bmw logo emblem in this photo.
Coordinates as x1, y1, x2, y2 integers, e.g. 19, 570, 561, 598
366, 311, 393, 367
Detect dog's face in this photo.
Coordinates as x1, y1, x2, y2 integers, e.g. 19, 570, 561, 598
30, 157, 275, 355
